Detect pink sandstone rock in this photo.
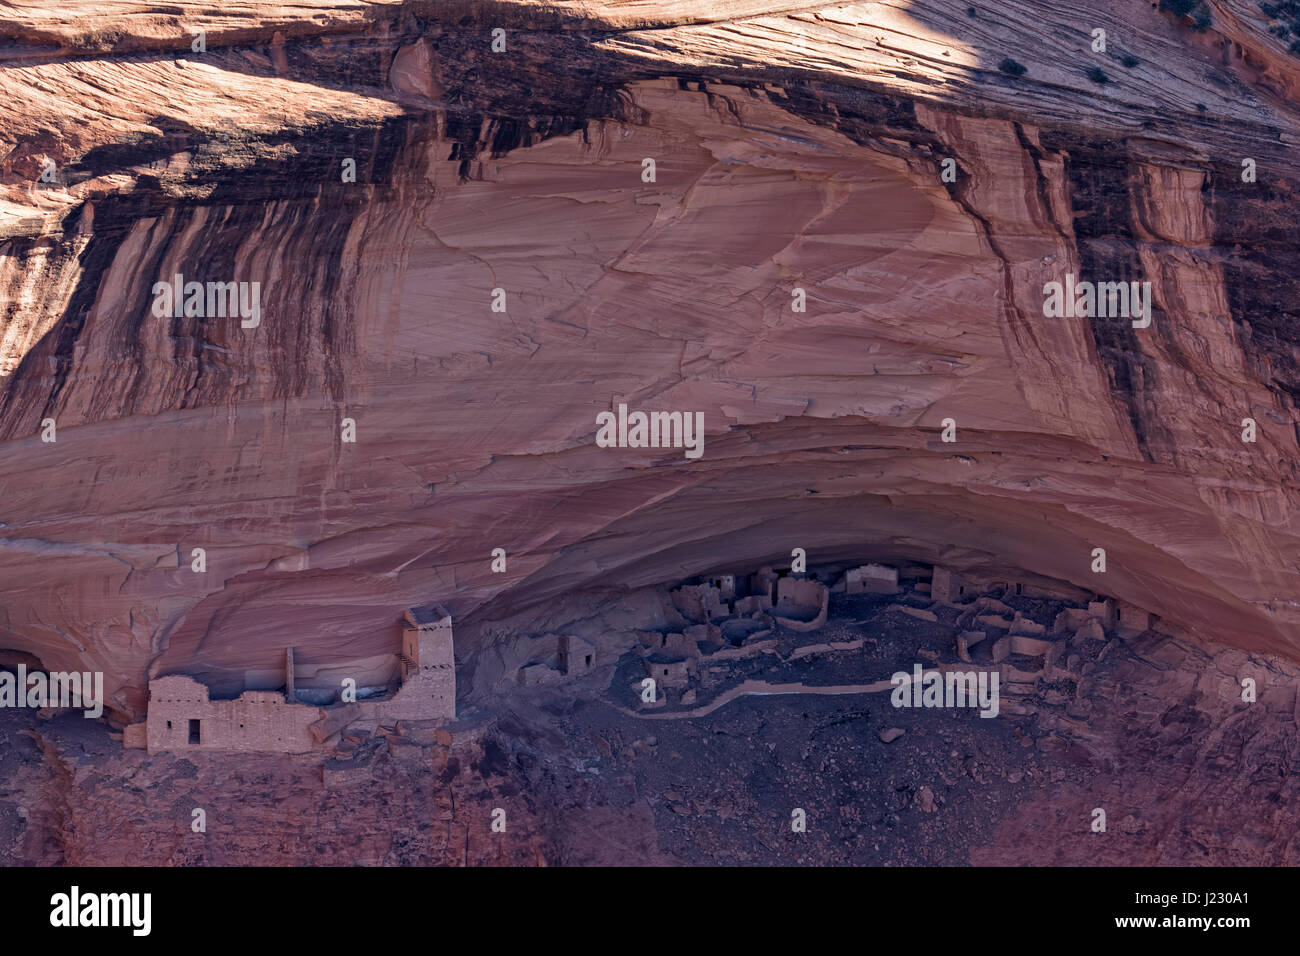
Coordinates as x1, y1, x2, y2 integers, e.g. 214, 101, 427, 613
1, 0, 1299, 731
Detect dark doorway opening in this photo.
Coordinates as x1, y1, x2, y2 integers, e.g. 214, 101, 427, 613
188, 719, 201, 745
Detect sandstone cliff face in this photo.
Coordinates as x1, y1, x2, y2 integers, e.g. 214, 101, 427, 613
1, 0, 1300, 720
0, 711, 564, 865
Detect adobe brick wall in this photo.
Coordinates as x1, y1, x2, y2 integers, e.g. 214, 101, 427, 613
140, 609, 457, 752
773, 578, 829, 631
376, 620, 455, 722
145, 675, 321, 754
931, 566, 961, 603
846, 564, 898, 595
559, 635, 597, 674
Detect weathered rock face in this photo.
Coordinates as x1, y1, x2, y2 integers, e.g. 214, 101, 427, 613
0, 711, 566, 866
2, 0, 1300, 722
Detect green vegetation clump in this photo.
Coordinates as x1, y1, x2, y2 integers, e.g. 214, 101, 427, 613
1258, 1, 1300, 54
998, 57, 1028, 76
1086, 66, 1110, 84
1159, 0, 1213, 30
1120, 53, 1140, 68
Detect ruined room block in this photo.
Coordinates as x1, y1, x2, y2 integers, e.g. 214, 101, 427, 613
684, 623, 723, 647
377, 605, 456, 721
772, 577, 829, 632
1009, 635, 1054, 657
642, 655, 695, 688
1015, 580, 1093, 601
845, 563, 899, 595
144, 675, 321, 755
1001, 663, 1042, 684
670, 583, 727, 623
1009, 616, 1047, 637
517, 663, 561, 686
931, 566, 967, 603
1053, 607, 1094, 634
559, 634, 598, 675
1088, 599, 1116, 629
957, 630, 987, 663
709, 574, 737, 601
1114, 601, 1151, 640
1073, 619, 1106, 643
661, 632, 702, 658
310, 703, 362, 744
751, 567, 779, 602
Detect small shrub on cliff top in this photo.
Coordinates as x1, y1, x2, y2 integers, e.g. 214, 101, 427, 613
1259, 0, 1300, 52
998, 57, 1028, 76
1160, 0, 1214, 29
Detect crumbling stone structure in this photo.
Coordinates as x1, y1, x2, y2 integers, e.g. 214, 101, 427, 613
1088, 598, 1116, 628
126, 604, 459, 753
559, 635, 597, 675
375, 606, 456, 721
518, 662, 561, 685
931, 566, 967, 603
845, 563, 898, 595
131, 674, 320, 754
1114, 600, 1151, 639
773, 577, 829, 632
671, 582, 729, 623
642, 655, 695, 688
709, 575, 736, 601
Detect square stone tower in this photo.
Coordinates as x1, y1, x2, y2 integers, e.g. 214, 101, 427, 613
383, 605, 455, 721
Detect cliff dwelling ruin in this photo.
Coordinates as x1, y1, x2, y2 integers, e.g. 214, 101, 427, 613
125, 606, 456, 754
5, 0, 1300, 881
